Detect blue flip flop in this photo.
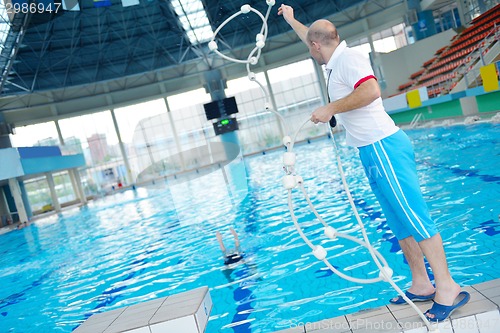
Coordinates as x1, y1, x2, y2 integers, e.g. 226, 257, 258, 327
425, 291, 471, 322
390, 291, 436, 305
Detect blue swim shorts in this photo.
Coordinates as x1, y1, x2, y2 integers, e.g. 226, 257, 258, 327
358, 130, 437, 242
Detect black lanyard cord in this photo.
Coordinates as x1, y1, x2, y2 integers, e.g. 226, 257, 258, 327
326, 69, 337, 128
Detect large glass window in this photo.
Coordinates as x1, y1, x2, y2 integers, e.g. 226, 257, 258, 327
26, 172, 78, 213
167, 88, 213, 169
24, 177, 51, 213
115, 99, 175, 182
24, 171, 77, 215
350, 37, 372, 57
349, 23, 409, 56
9, 122, 79, 215
9, 121, 59, 147
372, 24, 408, 53
54, 171, 77, 206
59, 111, 124, 195
225, 72, 277, 154
462, 0, 495, 24
267, 59, 326, 143
4, 58, 342, 208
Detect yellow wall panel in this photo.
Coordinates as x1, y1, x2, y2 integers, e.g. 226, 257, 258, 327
480, 63, 499, 92
406, 89, 422, 108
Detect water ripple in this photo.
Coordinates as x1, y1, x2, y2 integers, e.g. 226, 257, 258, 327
0, 124, 498, 333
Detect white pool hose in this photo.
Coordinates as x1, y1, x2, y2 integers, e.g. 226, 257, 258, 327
209, 2, 437, 331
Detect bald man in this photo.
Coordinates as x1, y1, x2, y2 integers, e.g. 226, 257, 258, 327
278, 4, 469, 322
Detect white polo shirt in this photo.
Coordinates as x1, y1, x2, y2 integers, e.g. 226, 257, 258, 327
325, 41, 399, 147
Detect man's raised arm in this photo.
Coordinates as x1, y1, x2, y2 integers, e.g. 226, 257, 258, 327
278, 4, 309, 45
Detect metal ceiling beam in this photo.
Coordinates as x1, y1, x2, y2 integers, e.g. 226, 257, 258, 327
0, 13, 31, 94
1, 0, 409, 126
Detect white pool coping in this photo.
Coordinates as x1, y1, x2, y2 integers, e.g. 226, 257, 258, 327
71, 278, 500, 333
74, 286, 212, 333
273, 279, 500, 333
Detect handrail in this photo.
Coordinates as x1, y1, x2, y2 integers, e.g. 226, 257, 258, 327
451, 23, 500, 90
414, 23, 500, 96
410, 113, 423, 128
405, 22, 500, 97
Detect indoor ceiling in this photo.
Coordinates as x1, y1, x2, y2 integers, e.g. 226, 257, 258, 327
0, 0, 409, 125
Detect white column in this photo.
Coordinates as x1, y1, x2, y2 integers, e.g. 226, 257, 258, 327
46, 173, 62, 212
1, 187, 10, 222
111, 109, 134, 185
455, 0, 468, 25
263, 69, 286, 138
55, 120, 64, 145
313, 60, 328, 105
73, 169, 87, 204
8, 178, 29, 223
68, 169, 78, 197
69, 169, 87, 204
164, 97, 186, 170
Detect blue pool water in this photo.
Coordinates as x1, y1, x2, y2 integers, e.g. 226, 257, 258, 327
0, 123, 499, 333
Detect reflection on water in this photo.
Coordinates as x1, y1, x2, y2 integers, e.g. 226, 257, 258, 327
0, 124, 498, 333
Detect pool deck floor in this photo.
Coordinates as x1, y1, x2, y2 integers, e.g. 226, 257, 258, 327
274, 278, 500, 333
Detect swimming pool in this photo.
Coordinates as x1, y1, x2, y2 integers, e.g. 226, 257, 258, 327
0, 123, 498, 333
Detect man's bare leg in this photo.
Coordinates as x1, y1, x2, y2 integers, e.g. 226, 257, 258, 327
391, 236, 435, 302
419, 233, 461, 309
